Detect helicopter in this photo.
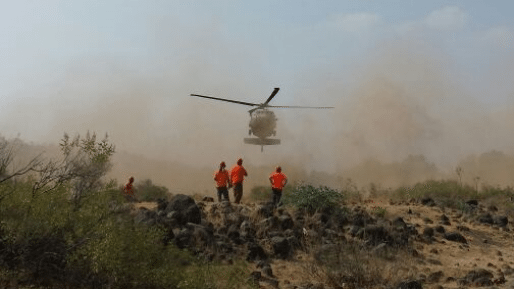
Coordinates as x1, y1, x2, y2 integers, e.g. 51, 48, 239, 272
190, 88, 333, 151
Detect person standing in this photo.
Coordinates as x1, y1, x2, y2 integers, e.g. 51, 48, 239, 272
214, 161, 231, 202
230, 158, 248, 204
269, 166, 287, 207
123, 176, 137, 202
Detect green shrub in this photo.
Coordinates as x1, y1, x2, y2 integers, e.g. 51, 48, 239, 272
0, 133, 256, 288
135, 179, 170, 202
284, 184, 343, 213
372, 206, 387, 218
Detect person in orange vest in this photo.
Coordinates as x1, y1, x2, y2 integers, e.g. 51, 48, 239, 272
230, 158, 248, 204
123, 176, 138, 202
214, 161, 231, 202
269, 166, 287, 207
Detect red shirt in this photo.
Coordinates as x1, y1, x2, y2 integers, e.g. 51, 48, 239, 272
124, 183, 134, 195
230, 164, 247, 184
214, 169, 230, 188
270, 172, 287, 189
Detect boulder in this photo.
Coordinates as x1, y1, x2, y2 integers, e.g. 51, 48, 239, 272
457, 269, 493, 286
271, 236, 291, 259
478, 213, 494, 225
134, 208, 158, 226
420, 197, 435, 206
494, 216, 508, 227
444, 232, 467, 244
396, 280, 422, 289
165, 194, 201, 225
246, 242, 268, 261
356, 225, 391, 246
279, 215, 294, 230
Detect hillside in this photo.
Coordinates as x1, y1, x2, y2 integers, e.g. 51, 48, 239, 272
132, 189, 514, 289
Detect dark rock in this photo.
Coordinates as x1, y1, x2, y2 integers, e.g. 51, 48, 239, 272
466, 200, 478, 206
488, 205, 498, 212
444, 232, 467, 244
227, 224, 240, 240
287, 236, 301, 250
456, 225, 470, 232
202, 196, 214, 202
262, 265, 273, 277
166, 194, 202, 225
427, 258, 443, 265
393, 217, 407, 229
167, 194, 196, 212
271, 236, 291, 259
423, 227, 435, 237
396, 280, 422, 289
494, 216, 508, 227
478, 213, 494, 225
279, 215, 294, 230
134, 208, 159, 225
439, 214, 451, 226
174, 228, 193, 249
421, 197, 435, 206
349, 225, 361, 236
434, 225, 446, 234
352, 212, 373, 227
356, 225, 391, 246
457, 269, 493, 286
257, 204, 275, 219
256, 260, 268, 268
183, 205, 202, 224
157, 198, 168, 211
246, 242, 267, 261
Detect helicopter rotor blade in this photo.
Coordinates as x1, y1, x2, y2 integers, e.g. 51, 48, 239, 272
267, 105, 334, 109
190, 94, 258, 106
263, 87, 280, 105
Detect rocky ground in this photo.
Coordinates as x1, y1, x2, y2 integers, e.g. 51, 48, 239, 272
132, 195, 514, 289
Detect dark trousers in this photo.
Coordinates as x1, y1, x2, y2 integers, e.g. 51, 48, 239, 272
217, 187, 229, 202
272, 188, 282, 207
233, 183, 243, 204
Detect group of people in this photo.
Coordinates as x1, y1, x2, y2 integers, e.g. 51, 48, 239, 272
122, 158, 288, 207
214, 158, 287, 207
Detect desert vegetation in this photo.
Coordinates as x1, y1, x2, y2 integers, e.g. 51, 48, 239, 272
3, 134, 514, 288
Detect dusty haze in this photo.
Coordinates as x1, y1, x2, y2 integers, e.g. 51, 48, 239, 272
2, 34, 514, 194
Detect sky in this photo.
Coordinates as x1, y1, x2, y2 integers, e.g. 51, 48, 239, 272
1, 1, 514, 180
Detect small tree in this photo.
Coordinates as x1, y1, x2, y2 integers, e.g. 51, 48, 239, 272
30, 132, 115, 207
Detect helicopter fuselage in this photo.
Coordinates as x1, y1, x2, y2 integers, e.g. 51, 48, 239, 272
249, 109, 277, 139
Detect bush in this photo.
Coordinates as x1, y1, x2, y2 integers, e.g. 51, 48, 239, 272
285, 184, 343, 213
135, 179, 170, 202
0, 133, 255, 288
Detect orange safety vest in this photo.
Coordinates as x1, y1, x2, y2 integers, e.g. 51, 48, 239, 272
124, 183, 134, 195
230, 165, 247, 184
270, 172, 287, 190
214, 169, 230, 188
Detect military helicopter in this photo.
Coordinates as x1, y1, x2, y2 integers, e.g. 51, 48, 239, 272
190, 88, 333, 151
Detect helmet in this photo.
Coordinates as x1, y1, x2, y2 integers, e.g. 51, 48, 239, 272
129, 176, 134, 182
237, 158, 243, 165
220, 161, 226, 168
276, 166, 282, 173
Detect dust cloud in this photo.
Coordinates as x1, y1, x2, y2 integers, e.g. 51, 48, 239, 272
2, 30, 514, 195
